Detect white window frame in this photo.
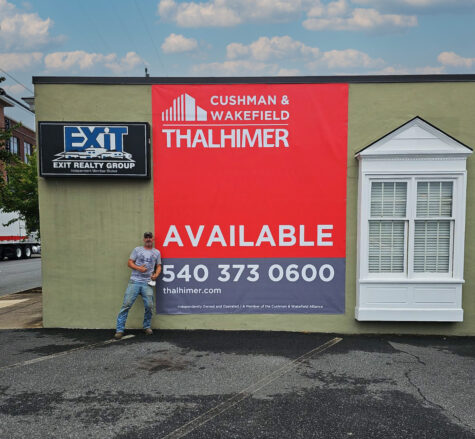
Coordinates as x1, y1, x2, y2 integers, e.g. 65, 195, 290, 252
361, 174, 462, 282
355, 117, 472, 322
365, 177, 409, 280
24, 142, 32, 163
8, 136, 19, 155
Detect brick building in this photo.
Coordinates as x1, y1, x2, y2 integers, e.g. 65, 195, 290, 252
0, 90, 36, 167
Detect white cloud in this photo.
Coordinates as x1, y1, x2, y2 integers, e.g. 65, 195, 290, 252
369, 51, 475, 75
226, 43, 250, 60
0, 0, 56, 50
226, 36, 320, 61
308, 0, 350, 17
158, 0, 241, 27
0, 0, 15, 15
0, 51, 42, 70
162, 33, 198, 53
158, 0, 308, 27
106, 51, 143, 73
303, 0, 417, 31
437, 51, 474, 69
352, 0, 475, 13
193, 46, 384, 75
277, 67, 300, 76
45, 51, 109, 70
371, 65, 445, 74
44, 51, 143, 73
192, 60, 280, 76
313, 48, 385, 68
354, 0, 457, 5
222, 36, 384, 74
157, 0, 420, 32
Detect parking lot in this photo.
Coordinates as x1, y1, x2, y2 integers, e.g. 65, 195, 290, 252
0, 329, 474, 438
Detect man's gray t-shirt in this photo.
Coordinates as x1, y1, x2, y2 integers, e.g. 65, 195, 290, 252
129, 247, 161, 283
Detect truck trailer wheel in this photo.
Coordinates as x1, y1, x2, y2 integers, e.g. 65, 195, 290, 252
14, 246, 22, 260
23, 246, 32, 259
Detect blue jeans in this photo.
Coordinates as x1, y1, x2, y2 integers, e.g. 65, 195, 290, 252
116, 281, 153, 332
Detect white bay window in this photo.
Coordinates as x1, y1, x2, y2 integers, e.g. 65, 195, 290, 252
356, 117, 472, 321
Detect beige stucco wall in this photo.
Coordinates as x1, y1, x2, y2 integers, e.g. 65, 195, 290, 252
36, 81, 475, 334
36, 85, 154, 329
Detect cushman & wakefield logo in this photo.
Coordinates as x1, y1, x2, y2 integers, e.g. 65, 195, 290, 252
161, 93, 290, 149
161, 93, 208, 122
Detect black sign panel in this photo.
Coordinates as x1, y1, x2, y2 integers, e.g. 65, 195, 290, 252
38, 122, 150, 178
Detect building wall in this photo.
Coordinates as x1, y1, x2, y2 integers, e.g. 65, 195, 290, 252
4, 117, 36, 163
36, 82, 475, 335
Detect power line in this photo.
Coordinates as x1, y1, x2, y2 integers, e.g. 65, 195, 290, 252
0, 68, 34, 95
133, 0, 167, 76
112, 7, 147, 68
77, 2, 114, 54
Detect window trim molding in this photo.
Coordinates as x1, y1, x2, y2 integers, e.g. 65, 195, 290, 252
355, 117, 472, 322
361, 174, 463, 281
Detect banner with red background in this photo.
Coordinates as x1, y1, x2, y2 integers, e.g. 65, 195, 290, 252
152, 83, 348, 314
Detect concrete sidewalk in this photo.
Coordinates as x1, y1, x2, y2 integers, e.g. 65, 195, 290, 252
0, 329, 473, 439
0, 288, 42, 329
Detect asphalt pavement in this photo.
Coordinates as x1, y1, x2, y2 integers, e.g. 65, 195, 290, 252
0, 256, 42, 297
0, 330, 473, 439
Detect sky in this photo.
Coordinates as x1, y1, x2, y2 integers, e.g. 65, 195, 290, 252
1, 0, 475, 129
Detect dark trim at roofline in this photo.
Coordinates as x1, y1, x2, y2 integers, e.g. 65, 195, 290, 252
33, 74, 475, 85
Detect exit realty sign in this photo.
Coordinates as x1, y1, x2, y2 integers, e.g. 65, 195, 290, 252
38, 122, 150, 178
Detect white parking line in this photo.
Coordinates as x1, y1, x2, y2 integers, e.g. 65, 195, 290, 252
0, 299, 29, 309
0, 334, 136, 371
162, 337, 343, 439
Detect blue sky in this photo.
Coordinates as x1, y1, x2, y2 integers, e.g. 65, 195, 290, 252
1, 0, 475, 129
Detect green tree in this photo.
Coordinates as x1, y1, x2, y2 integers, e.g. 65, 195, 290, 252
0, 76, 40, 235
0, 123, 19, 164
0, 150, 39, 235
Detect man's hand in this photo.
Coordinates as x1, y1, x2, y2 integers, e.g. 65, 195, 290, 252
138, 264, 148, 273
151, 265, 162, 281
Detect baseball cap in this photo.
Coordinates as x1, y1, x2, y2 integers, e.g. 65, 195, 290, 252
144, 232, 153, 238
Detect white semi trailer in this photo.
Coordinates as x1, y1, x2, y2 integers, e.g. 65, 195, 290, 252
0, 209, 40, 260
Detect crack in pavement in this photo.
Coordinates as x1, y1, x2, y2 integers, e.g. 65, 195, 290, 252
391, 343, 474, 434
391, 346, 426, 366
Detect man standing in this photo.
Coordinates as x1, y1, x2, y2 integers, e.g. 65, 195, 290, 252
115, 232, 162, 339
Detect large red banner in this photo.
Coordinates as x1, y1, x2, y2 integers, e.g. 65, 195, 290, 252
152, 83, 348, 314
